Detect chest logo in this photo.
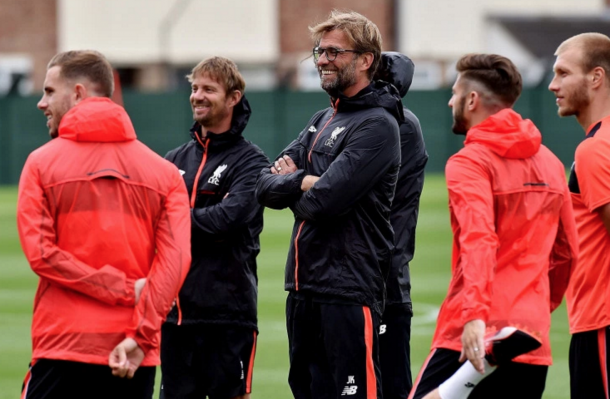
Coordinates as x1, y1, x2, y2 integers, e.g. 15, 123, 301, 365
325, 126, 346, 147
179, 169, 186, 176
308, 125, 317, 133
208, 164, 228, 185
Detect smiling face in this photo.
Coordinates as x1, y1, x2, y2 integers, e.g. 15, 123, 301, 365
190, 73, 233, 132
37, 66, 75, 138
549, 47, 591, 118
316, 30, 359, 98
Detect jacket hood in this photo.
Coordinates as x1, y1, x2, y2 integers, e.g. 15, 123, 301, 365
465, 108, 541, 159
375, 51, 414, 98
190, 95, 251, 144
335, 81, 404, 123
58, 97, 136, 142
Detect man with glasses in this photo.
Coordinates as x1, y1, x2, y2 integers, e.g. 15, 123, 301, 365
256, 10, 403, 399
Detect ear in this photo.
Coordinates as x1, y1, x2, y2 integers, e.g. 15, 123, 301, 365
359, 52, 374, 74
226, 90, 242, 108
74, 83, 89, 104
591, 66, 606, 90
466, 90, 480, 112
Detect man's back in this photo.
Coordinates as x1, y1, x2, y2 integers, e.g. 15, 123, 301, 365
433, 109, 575, 366
18, 97, 191, 366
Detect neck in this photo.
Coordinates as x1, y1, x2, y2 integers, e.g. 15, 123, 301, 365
342, 77, 371, 98
201, 117, 232, 137
576, 94, 610, 133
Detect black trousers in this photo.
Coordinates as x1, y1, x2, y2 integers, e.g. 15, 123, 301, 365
286, 292, 382, 399
410, 348, 548, 399
22, 358, 155, 399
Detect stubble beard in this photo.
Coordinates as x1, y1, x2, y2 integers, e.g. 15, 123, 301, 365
452, 96, 468, 135
193, 103, 229, 130
558, 83, 590, 118
320, 58, 358, 98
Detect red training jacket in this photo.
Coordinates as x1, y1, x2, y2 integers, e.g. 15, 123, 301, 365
431, 109, 578, 365
17, 97, 191, 366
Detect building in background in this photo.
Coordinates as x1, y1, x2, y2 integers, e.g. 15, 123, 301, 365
1, 0, 610, 94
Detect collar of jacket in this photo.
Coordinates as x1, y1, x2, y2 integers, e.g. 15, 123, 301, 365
189, 95, 251, 148
464, 108, 542, 159
58, 97, 137, 142
331, 81, 404, 123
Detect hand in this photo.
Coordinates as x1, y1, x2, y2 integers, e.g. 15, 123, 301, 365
108, 338, 145, 379
134, 278, 146, 304
301, 175, 320, 192
460, 319, 486, 373
271, 155, 298, 175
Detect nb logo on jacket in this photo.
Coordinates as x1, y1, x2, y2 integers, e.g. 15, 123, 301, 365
208, 164, 228, 185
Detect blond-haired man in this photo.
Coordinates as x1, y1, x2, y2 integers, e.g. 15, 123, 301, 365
160, 56, 268, 399
549, 32, 610, 399
256, 11, 403, 398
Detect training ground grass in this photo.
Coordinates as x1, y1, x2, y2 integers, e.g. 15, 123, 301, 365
0, 174, 570, 398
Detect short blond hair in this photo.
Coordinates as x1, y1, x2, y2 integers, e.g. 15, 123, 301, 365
309, 10, 382, 79
186, 56, 245, 94
556, 32, 610, 83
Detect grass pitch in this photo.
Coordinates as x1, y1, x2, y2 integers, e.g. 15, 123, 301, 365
0, 174, 571, 398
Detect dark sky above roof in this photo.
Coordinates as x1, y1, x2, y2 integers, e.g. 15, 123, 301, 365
493, 15, 610, 60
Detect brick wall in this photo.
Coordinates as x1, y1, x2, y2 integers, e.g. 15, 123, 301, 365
279, 0, 395, 53
278, 0, 395, 87
0, 0, 57, 91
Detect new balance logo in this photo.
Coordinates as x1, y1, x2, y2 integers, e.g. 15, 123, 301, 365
341, 386, 358, 396
380, 324, 387, 334
464, 382, 475, 388
309, 125, 317, 133
179, 169, 186, 176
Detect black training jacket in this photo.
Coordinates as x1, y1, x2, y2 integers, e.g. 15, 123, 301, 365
256, 82, 403, 315
164, 96, 268, 330
377, 52, 428, 309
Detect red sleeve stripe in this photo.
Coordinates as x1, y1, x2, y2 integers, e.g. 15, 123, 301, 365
294, 221, 306, 291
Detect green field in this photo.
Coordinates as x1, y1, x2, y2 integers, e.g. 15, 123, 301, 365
0, 174, 571, 398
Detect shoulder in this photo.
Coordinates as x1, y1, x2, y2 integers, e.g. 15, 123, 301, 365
446, 144, 491, 173
575, 135, 610, 177
237, 140, 270, 164
165, 140, 194, 161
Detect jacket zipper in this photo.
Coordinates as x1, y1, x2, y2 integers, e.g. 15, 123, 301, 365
295, 100, 339, 290
307, 99, 339, 162
178, 133, 209, 324
190, 135, 209, 208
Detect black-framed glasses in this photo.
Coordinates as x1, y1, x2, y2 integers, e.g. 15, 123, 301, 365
313, 46, 361, 62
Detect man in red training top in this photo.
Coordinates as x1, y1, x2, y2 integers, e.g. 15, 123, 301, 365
17, 50, 191, 399
550, 32, 610, 399
409, 53, 577, 399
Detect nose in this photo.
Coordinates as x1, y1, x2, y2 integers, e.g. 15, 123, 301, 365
37, 95, 47, 111
316, 52, 330, 67
548, 76, 558, 93
191, 89, 204, 102
448, 96, 454, 108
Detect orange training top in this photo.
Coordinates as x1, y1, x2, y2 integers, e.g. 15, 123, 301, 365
431, 109, 578, 365
567, 115, 610, 333
17, 97, 191, 366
